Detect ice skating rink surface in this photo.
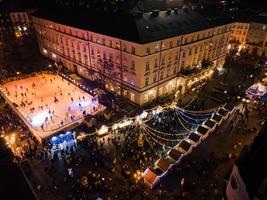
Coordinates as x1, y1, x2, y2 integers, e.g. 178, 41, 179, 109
1, 73, 104, 140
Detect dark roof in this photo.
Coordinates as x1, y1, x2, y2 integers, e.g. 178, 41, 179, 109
0, 0, 37, 12
178, 140, 191, 151
232, 10, 267, 24
168, 148, 182, 161
203, 119, 216, 129
196, 125, 209, 135
32, 6, 232, 44
235, 122, 267, 196
217, 108, 228, 117
188, 132, 201, 143
211, 113, 223, 122
223, 103, 236, 112
156, 158, 172, 172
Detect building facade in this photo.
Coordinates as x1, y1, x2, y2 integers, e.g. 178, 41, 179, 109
230, 22, 250, 44
0, 12, 14, 41
10, 11, 32, 38
32, 9, 232, 106
246, 22, 267, 56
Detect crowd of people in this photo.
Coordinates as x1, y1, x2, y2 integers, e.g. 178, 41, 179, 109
0, 67, 266, 200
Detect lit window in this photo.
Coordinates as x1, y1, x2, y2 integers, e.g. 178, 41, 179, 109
130, 93, 135, 101
130, 79, 135, 86
131, 47, 136, 54
145, 62, 150, 71
153, 74, 157, 83
145, 77, 149, 86
130, 61, 135, 70
144, 94, 149, 102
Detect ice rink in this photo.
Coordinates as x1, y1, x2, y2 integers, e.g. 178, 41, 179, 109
0, 73, 104, 141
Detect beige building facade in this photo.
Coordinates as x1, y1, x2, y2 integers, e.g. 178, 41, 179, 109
32, 10, 232, 106
246, 22, 267, 56
230, 22, 250, 44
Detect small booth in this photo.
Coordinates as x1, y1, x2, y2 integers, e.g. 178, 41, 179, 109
96, 125, 110, 137
196, 125, 210, 140
155, 158, 174, 173
49, 130, 77, 153
223, 103, 236, 114
167, 148, 183, 163
188, 132, 201, 146
217, 108, 230, 120
175, 139, 192, 155
210, 113, 223, 125
203, 119, 217, 133
245, 83, 267, 102
143, 168, 161, 189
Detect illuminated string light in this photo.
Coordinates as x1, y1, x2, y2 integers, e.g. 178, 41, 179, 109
142, 128, 174, 149
142, 126, 182, 142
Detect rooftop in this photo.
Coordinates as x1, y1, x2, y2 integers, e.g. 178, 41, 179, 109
32, 6, 232, 44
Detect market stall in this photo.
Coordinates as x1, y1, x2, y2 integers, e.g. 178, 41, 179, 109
203, 119, 217, 133
195, 125, 210, 140
188, 132, 201, 146
217, 108, 230, 120
175, 139, 192, 155
143, 168, 161, 189
155, 158, 174, 173
210, 113, 223, 125
167, 148, 183, 163
245, 83, 267, 102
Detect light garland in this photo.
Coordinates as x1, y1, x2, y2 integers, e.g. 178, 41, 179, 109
176, 111, 204, 126
142, 127, 174, 149
142, 125, 182, 142
176, 110, 208, 124
180, 103, 225, 114
174, 111, 191, 132
143, 124, 186, 137
182, 92, 198, 109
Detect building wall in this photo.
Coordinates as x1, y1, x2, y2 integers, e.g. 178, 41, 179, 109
230, 22, 250, 44
246, 22, 267, 56
0, 12, 14, 41
32, 16, 232, 106
10, 12, 30, 24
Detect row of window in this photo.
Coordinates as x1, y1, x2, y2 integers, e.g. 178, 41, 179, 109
144, 67, 176, 87
10, 13, 28, 22
37, 21, 231, 57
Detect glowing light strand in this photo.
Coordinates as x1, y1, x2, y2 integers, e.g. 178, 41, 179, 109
174, 111, 191, 132
176, 110, 208, 124
176, 111, 205, 126
142, 125, 182, 142
144, 123, 187, 136
142, 127, 174, 149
